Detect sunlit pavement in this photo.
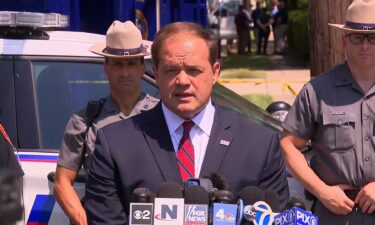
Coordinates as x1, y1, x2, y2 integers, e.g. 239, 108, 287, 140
219, 69, 310, 105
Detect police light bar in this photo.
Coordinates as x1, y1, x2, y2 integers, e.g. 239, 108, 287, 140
0, 11, 69, 28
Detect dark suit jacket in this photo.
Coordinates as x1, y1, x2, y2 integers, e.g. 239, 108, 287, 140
85, 103, 289, 224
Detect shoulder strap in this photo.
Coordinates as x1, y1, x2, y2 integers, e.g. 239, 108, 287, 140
79, 98, 105, 169
85, 98, 105, 133
0, 123, 14, 148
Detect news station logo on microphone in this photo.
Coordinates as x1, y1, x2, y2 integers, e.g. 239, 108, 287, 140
212, 203, 237, 224
129, 203, 153, 225
153, 198, 184, 225
253, 201, 274, 225
184, 205, 208, 225
274, 207, 318, 225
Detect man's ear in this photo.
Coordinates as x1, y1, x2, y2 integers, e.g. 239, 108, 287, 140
342, 34, 347, 46
212, 61, 221, 84
153, 65, 160, 87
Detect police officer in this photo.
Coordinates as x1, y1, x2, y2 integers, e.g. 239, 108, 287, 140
0, 124, 24, 176
54, 21, 158, 225
280, 1, 375, 224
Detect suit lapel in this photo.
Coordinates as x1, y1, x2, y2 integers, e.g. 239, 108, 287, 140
142, 103, 182, 184
200, 107, 233, 177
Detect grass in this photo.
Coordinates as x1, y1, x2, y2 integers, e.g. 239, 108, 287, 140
220, 53, 275, 70
220, 69, 267, 79
242, 94, 273, 110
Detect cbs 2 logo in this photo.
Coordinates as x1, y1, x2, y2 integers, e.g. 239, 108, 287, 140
133, 210, 151, 220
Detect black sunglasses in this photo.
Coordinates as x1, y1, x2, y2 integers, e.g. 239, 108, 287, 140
345, 33, 375, 45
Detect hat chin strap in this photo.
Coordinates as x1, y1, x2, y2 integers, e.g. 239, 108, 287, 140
346, 21, 375, 31
103, 44, 148, 56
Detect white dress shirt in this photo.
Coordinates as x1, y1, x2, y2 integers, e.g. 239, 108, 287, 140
161, 100, 215, 177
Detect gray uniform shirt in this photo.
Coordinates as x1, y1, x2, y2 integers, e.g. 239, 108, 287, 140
58, 94, 158, 172
282, 62, 375, 188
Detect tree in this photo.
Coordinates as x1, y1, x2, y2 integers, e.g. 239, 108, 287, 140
309, 0, 352, 77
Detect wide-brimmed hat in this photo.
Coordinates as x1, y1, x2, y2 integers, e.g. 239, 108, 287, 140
90, 20, 151, 58
329, 0, 375, 33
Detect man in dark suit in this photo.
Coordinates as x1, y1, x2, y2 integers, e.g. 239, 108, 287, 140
85, 22, 289, 224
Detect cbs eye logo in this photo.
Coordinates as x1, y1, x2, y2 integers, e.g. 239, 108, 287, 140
133, 210, 151, 220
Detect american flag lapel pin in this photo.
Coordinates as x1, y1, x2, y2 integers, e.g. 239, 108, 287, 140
219, 139, 230, 146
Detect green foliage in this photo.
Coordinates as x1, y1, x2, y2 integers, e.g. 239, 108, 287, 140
287, 10, 309, 63
221, 54, 275, 70
221, 70, 267, 79
287, 0, 308, 11
242, 94, 273, 110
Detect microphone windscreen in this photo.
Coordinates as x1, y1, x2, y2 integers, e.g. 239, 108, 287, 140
132, 187, 151, 203
185, 185, 210, 204
157, 181, 183, 198
215, 190, 235, 204
287, 196, 306, 210
203, 173, 230, 191
264, 190, 281, 213
208, 188, 218, 204
237, 186, 264, 205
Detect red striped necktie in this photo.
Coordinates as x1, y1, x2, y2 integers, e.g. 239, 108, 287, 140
177, 120, 195, 181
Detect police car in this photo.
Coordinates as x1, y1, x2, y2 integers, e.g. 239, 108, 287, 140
0, 11, 301, 225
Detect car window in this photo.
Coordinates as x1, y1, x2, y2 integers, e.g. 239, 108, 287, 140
32, 60, 159, 150
32, 61, 108, 149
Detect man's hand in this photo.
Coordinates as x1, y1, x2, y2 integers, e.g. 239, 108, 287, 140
355, 182, 375, 214
318, 184, 354, 215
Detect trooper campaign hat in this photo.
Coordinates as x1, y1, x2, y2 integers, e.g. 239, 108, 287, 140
329, 0, 375, 33
90, 20, 151, 58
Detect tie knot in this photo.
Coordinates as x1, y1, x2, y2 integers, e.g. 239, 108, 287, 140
182, 120, 194, 133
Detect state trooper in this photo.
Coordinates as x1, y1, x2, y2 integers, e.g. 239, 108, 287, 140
281, 1, 375, 224
53, 21, 158, 225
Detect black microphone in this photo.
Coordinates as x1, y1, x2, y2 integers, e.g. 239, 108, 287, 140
287, 196, 306, 211
203, 172, 230, 191
236, 186, 265, 225
157, 181, 183, 198
129, 187, 154, 225
154, 182, 184, 225
184, 185, 209, 225
132, 187, 155, 203
264, 190, 281, 213
215, 190, 235, 204
185, 185, 210, 205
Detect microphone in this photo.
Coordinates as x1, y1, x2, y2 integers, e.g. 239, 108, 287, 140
264, 190, 280, 213
129, 187, 154, 225
154, 182, 185, 225
287, 196, 306, 211
184, 178, 214, 191
184, 185, 209, 225
236, 186, 264, 224
211, 190, 238, 225
203, 173, 230, 191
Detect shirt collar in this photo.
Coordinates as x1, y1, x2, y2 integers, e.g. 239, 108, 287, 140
333, 62, 358, 87
103, 92, 147, 113
162, 99, 215, 136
